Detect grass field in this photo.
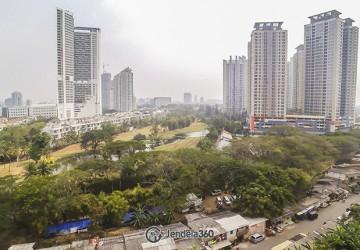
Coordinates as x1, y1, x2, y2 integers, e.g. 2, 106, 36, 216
113, 126, 153, 141
160, 122, 207, 139
114, 122, 207, 141
50, 143, 83, 160
155, 137, 201, 151
0, 162, 27, 177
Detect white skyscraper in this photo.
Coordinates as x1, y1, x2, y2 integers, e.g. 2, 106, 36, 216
289, 45, 305, 113
73, 26, 102, 117
287, 60, 294, 111
101, 72, 115, 112
57, 8, 75, 119
304, 10, 358, 129
304, 10, 344, 126
340, 18, 359, 122
223, 56, 248, 117
113, 67, 134, 112
248, 22, 288, 129
56, 9, 101, 119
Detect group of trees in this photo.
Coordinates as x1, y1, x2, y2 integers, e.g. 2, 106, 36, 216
0, 122, 48, 164
200, 115, 246, 144
161, 115, 195, 131
229, 127, 360, 173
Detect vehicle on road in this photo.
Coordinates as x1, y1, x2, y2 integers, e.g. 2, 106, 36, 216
250, 233, 265, 244
211, 189, 222, 196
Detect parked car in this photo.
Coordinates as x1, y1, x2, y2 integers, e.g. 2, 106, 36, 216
274, 225, 283, 233
308, 211, 318, 220
211, 189, 222, 196
223, 195, 231, 205
344, 210, 351, 217
265, 228, 276, 236
336, 215, 343, 223
250, 233, 265, 244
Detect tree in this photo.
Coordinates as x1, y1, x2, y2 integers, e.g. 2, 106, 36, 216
99, 191, 129, 227
25, 157, 56, 177
133, 133, 146, 141
0, 140, 13, 171
81, 130, 106, 156
233, 181, 292, 218
197, 137, 213, 151
149, 124, 161, 147
63, 130, 79, 145
77, 160, 118, 193
123, 184, 153, 208
28, 132, 51, 162
206, 127, 220, 142
102, 141, 146, 160
13, 176, 60, 235
101, 123, 118, 142
131, 206, 149, 228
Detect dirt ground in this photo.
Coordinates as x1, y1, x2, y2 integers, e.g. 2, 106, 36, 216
202, 192, 233, 214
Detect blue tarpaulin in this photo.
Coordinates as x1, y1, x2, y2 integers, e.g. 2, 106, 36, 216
123, 212, 135, 223
47, 218, 91, 235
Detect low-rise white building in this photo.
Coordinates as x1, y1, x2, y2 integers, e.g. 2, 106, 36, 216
28, 104, 58, 118
43, 111, 153, 140
154, 97, 172, 107
2, 104, 58, 119
2, 106, 28, 118
210, 211, 250, 242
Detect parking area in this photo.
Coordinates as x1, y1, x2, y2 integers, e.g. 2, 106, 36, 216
233, 194, 360, 249
202, 192, 234, 214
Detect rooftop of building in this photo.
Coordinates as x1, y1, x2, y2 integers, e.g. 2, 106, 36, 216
74, 26, 101, 31
209, 211, 249, 232
224, 55, 247, 62
253, 22, 283, 30
308, 10, 342, 23
187, 215, 226, 237
295, 44, 304, 51
141, 237, 176, 250
124, 229, 147, 250
344, 18, 356, 26
328, 167, 360, 176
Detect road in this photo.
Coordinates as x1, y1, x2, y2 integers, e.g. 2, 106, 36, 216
234, 194, 360, 249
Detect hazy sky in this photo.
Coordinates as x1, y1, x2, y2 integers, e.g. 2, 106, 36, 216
1, 0, 360, 103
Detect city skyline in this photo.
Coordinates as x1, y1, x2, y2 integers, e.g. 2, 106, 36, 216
2, 0, 360, 104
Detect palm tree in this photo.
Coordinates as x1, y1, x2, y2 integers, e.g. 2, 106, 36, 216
149, 212, 161, 225
131, 206, 148, 228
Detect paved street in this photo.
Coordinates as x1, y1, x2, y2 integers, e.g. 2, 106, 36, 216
234, 194, 360, 249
